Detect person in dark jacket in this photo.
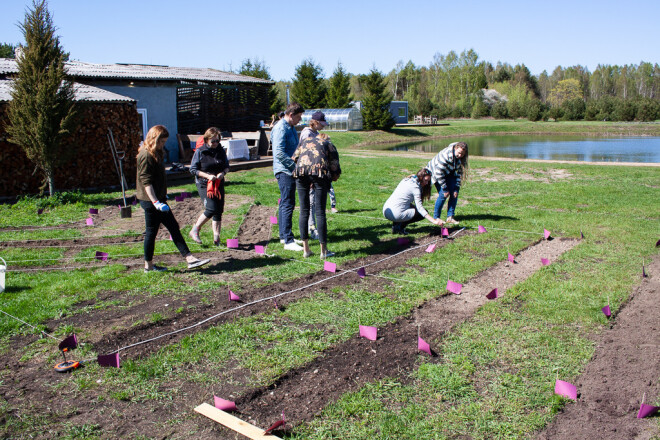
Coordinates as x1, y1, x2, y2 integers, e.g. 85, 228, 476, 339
292, 132, 341, 259
189, 127, 230, 246
136, 125, 210, 272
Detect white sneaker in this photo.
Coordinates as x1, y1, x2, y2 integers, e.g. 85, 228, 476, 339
309, 229, 319, 240
283, 242, 304, 251
280, 239, 303, 245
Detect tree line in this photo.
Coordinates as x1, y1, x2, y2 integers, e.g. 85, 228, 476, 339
241, 51, 659, 124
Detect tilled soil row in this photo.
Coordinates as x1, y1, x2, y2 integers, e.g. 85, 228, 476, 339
537, 256, 660, 440
217, 237, 579, 435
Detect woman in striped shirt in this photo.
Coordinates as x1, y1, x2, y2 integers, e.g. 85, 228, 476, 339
426, 142, 469, 225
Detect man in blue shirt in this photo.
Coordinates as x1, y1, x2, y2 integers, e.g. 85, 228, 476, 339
271, 102, 305, 251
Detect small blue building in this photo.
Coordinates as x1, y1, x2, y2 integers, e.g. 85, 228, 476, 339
389, 101, 409, 124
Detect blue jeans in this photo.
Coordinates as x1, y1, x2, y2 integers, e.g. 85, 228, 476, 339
276, 172, 296, 244
434, 177, 459, 219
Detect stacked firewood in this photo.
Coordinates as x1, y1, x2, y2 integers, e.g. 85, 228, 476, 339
0, 102, 141, 197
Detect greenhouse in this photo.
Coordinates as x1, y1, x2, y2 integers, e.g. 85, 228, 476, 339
300, 108, 363, 131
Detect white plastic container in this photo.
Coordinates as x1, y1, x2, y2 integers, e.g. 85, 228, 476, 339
0, 257, 5, 293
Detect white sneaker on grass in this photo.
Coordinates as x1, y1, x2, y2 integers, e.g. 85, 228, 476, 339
280, 239, 303, 245
283, 242, 304, 251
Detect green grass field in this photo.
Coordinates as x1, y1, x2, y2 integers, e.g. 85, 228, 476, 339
0, 121, 658, 438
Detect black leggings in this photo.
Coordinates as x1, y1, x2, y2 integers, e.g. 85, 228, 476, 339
297, 176, 330, 244
140, 201, 190, 261
196, 181, 225, 221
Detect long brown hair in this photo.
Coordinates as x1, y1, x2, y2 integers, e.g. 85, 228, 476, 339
454, 142, 469, 183
413, 168, 432, 201
138, 125, 169, 162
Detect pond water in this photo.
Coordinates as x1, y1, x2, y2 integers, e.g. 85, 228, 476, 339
388, 135, 660, 163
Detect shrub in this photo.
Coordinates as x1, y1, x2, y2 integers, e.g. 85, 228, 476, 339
613, 100, 636, 121
491, 102, 508, 119
561, 98, 585, 121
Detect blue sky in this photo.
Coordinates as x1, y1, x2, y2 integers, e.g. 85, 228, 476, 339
1, 0, 658, 81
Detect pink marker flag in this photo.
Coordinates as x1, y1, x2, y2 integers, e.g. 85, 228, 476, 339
554, 379, 577, 400
182, 192, 191, 198
441, 228, 449, 237
277, 198, 281, 205
580, 230, 584, 239
446, 279, 462, 295
255, 245, 265, 255
132, 198, 138, 206
397, 237, 410, 246
601, 305, 611, 317
37, 208, 44, 215
89, 208, 98, 215
357, 267, 366, 278
175, 195, 184, 202
418, 337, 432, 355
95, 251, 108, 261
86, 217, 94, 226
541, 258, 550, 266
486, 288, 499, 300
98, 352, 120, 368
227, 239, 239, 248
228, 290, 240, 301
478, 225, 487, 233
324, 261, 337, 273
359, 325, 377, 341
508, 252, 515, 263
544, 229, 551, 240
637, 403, 660, 419
269, 216, 278, 225
425, 243, 436, 253
214, 395, 237, 412
169, 234, 173, 241
58, 334, 78, 351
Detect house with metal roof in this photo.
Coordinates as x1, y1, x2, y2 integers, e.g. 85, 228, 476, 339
0, 59, 275, 162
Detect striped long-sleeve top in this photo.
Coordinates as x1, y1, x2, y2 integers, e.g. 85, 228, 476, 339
426, 142, 463, 190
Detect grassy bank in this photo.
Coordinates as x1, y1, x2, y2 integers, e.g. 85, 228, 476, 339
0, 143, 659, 438
329, 119, 660, 149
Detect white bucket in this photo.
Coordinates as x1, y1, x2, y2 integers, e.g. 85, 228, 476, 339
0, 257, 5, 294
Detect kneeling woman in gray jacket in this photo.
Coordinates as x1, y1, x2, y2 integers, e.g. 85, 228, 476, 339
383, 168, 444, 235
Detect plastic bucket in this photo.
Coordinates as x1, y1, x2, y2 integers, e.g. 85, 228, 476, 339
0, 257, 5, 294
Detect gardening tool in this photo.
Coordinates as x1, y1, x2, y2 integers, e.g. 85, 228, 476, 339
107, 128, 131, 218
54, 334, 80, 373
0, 257, 6, 294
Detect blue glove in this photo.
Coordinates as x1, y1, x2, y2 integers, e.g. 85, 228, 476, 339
153, 201, 170, 212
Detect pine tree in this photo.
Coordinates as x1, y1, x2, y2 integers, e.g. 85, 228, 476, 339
359, 68, 394, 130
0, 43, 16, 58
327, 62, 352, 108
239, 58, 284, 115
7, 0, 77, 195
291, 59, 327, 109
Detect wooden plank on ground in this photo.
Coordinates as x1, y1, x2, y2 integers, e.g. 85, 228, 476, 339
194, 403, 282, 440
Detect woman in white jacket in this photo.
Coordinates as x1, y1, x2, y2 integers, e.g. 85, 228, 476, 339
383, 168, 444, 235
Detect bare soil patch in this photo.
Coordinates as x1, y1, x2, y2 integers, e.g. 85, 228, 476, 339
537, 255, 660, 440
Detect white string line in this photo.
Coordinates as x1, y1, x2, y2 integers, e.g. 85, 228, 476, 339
482, 226, 543, 235
0, 310, 59, 341
0, 232, 142, 244
111, 228, 466, 355
330, 212, 386, 221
